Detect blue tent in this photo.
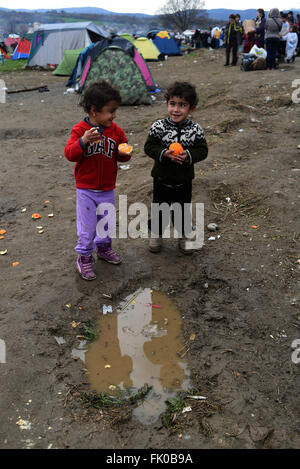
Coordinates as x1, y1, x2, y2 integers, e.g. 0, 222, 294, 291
153, 31, 182, 57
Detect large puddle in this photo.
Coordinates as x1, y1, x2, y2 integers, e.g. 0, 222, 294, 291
80, 288, 191, 424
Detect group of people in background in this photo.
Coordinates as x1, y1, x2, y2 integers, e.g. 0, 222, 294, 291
190, 9, 299, 70
224, 9, 299, 69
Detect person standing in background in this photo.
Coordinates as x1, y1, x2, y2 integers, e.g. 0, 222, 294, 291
265, 8, 282, 70
279, 13, 290, 59
255, 9, 266, 47
224, 14, 243, 66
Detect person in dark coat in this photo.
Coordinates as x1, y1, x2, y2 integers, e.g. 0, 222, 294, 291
224, 14, 243, 66
255, 8, 267, 47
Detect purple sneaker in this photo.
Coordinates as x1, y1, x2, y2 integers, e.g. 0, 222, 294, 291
77, 254, 96, 280
96, 245, 121, 264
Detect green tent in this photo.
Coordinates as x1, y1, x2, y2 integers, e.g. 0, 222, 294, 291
53, 48, 84, 76
81, 46, 151, 105
120, 33, 135, 44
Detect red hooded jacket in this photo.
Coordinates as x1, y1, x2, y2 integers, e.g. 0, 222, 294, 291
64, 119, 130, 191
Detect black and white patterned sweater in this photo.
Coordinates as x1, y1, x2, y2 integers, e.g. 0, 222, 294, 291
144, 117, 208, 185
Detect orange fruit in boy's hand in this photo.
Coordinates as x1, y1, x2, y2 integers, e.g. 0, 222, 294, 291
169, 142, 184, 155
118, 143, 133, 154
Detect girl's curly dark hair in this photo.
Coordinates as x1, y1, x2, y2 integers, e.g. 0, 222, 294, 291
80, 80, 122, 113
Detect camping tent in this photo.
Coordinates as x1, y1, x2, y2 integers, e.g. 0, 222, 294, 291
68, 37, 158, 105
27, 22, 108, 68
12, 38, 31, 59
0, 46, 10, 59
80, 47, 151, 105
4, 37, 20, 50
153, 31, 182, 57
120, 33, 135, 44
146, 30, 161, 40
53, 48, 84, 75
67, 36, 157, 98
133, 37, 160, 61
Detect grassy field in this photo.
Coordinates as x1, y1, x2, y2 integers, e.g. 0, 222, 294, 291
0, 59, 27, 72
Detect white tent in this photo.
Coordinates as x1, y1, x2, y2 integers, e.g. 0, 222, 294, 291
27, 22, 108, 67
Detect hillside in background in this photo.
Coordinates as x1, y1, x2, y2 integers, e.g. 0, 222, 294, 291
0, 6, 299, 35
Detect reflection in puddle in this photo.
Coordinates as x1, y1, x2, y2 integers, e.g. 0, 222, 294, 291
84, 288, 190, 424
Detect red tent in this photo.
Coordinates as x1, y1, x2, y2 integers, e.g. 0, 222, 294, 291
12, 38, 31, 59
0, 46, 10, 59
4, 37, 20, 48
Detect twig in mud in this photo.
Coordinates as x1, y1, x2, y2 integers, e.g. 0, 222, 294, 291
120, 287, 144, 311
179, 347, 190, 358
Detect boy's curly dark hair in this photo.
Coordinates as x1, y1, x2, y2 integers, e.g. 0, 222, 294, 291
80, 80, 122, 113
164, 82, 198, 108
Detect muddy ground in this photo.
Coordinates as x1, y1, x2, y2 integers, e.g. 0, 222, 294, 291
0, 47, 299, 450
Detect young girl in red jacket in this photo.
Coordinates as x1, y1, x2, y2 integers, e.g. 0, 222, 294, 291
65, 80, 132, 280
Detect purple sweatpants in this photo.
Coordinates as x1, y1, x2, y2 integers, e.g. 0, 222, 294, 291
75, 188, 115, 256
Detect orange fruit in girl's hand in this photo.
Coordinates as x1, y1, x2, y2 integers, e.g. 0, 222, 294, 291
169, 142, 184, 155
118, 143, 133, 154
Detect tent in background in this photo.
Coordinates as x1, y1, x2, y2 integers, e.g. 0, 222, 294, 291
53, 48, 84, 75
68, 36, 159, 105
12, 38, 31, 59
0, 46, 10, 59
27, 22, 107, 68
79, 47, 151, 105
153, 31, 182, 57
68, 36, 158, 92
146, 30, 161, 40
133, 37, 160, 61
120, 33, 135, 44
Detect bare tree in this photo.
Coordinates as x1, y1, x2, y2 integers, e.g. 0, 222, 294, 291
158, 0, 206, 31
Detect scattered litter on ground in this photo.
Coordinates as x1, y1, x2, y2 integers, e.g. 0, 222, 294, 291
207, 223, 219, 231
182, 406, 192, 413
187, 395, 207, 400
54, 336, 66, 345
120, 165, 130, 170
70, 321, 80, 328
102, 293, 112, 299
103, 305, 113, 315
16, 419, 31, 430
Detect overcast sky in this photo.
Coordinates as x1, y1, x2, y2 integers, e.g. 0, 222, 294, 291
0, 1, 298, 15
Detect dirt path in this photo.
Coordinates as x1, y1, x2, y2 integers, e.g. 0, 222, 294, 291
0, 48, 299, 449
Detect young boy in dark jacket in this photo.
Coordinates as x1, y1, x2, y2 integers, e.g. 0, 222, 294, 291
144, 81, 208, 254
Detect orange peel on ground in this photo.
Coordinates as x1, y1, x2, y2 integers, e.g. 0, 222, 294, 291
118, 143, 133, 154
32, 213, 42, 219
0, 229, 6, 235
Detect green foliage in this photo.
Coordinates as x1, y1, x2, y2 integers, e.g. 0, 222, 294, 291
0, 59, 27, 73
80, 320, 98, 343
82, 384, 152, 409
161, 395, 187, 428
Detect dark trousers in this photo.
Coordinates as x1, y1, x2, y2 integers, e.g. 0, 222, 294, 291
279, 39, 286, 57
266, 38, 280, 68
225, 40, 238, 65
148, 178, 192, 237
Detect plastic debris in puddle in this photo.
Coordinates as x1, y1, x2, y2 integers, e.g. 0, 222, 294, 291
71, 340, 87, 362
84, 288, 190, 425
